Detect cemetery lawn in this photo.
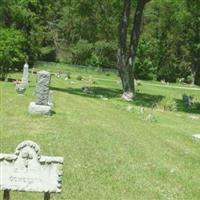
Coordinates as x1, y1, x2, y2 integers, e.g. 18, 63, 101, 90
1, 62, 200, 200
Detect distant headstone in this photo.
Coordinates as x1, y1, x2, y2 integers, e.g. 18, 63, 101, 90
0, 141, 64, 200
28, 71, 52, 115
182, 95, 193, 106
22, 62, 29, 86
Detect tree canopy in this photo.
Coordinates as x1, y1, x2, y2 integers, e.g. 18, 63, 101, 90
0, 0, 199, 85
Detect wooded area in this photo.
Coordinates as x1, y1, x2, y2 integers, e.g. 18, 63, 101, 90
0, 0, 200, 85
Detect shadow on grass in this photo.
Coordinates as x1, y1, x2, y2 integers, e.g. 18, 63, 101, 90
50, 86, 164, 108
51, 110, 56, 115
7, 78, 17, 82
51, 86, 121, 99
0, 78, 16, 82
133, 93, 164, 108
175, 99, 200, 114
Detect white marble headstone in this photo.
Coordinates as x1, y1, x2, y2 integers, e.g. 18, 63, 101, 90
0, 141, 63, 193
22, 62, 29, 85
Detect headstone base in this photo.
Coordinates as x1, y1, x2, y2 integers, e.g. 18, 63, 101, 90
28, 102, 51, 115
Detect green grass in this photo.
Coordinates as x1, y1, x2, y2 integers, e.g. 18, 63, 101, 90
1, 62, 200, 200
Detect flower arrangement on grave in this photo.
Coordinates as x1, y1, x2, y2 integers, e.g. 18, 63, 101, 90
13, 80, 26, 95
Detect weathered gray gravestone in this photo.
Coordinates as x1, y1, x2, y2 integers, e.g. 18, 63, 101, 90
35, 71, 51, 105
0, 141, 64, 200
28, 71, 52, 115
22, 62, 29, 86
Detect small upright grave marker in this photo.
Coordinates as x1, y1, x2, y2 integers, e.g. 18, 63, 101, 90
28, 71, 52, 115
22, 62, 29, 86
0, 141, 64, 200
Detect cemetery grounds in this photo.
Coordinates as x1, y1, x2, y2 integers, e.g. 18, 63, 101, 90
0, 62, 200, 200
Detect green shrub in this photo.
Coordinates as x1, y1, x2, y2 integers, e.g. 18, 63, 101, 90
39, 46, 56, 62
70, 40, 93, 65
134, 39, 157, 80
0, 28, 26, 80
90, 41, 117, 68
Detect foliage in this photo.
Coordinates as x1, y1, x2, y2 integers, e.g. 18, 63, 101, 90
39, 47, 56, 62
0, 28, 26, 80
142, 0, 199, 83
90, 41, 117, 68
70, 40, 93, 65
70, 40, 117, 68
0, 0, 200, 85
135, 39, 157, 80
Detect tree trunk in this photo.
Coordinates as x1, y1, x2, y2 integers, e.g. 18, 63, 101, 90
190, 16, 200, 85
117, 0, 150, 101
191, 61, 197, 85
193, 58, 200, 85
191, 39, 200, 85
117, 0, 133, 100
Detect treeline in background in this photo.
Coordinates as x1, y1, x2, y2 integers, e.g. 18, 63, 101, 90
0, 0, 199, 85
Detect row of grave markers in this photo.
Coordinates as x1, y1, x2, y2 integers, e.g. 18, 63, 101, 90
16, 62, 53, 115
2, 65, 63, 199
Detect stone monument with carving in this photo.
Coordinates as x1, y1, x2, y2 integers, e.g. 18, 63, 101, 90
0, 141, 64, 200
28, 71, 52, 115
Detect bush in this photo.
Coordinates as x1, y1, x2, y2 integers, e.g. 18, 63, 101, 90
90, 41, 117, 68
134, 39, 157, 80
0, 28, 26, 80
70, 40, 93, 65
39, 46, 56, 62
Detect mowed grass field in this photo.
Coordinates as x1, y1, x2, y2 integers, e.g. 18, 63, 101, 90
0, 62, 200, 200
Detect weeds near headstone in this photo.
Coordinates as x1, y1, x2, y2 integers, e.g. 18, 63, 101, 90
155, 97, 177, 112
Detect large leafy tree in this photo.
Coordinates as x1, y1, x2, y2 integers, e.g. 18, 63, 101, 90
0, 28, 26, 80
0, 0, 199, 86
185, 0, 200, 85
